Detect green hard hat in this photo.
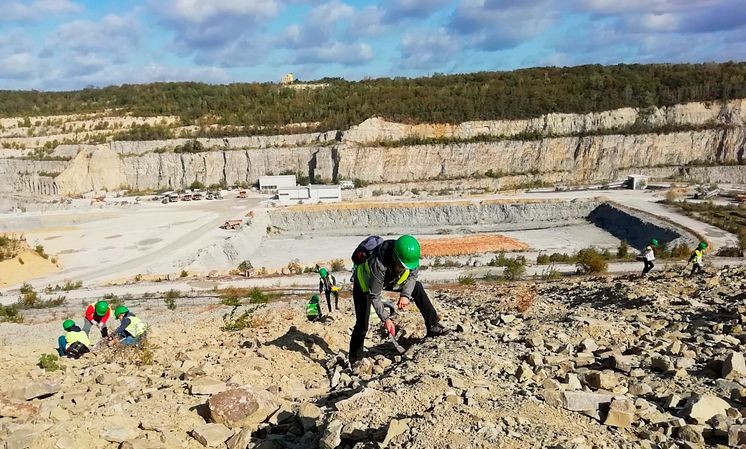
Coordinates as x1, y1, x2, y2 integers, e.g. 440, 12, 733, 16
319, 268, 328, 278
310, 295, 320, 303
114, 305, 129, 318
95, 301, 109, 316
698, 241, 708, 249
62, 319, 75, 330
650, 239, 659, 246
394, 235, 421, 270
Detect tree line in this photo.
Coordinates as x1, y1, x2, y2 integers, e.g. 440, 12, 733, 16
1, 62, 745, 132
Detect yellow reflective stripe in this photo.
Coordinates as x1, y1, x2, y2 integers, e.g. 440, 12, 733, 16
396, 269, 410, 286
66, 330, 90, 347
125, 316, 147, 337
356, 262, 371, 293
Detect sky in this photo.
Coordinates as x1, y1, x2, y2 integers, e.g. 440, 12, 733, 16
0, 0, 745, 91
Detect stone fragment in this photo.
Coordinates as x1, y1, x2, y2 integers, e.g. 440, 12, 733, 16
100, 426, 140, 443
628, 382, 652, 396
728, 425, 746, 446
226, 428, 253, 449
604, 398, 635, 428
341, 421, 370, 441
723, 352, 746, 379
560, 391, 614, 412
192, 423, 233, 447
382, 419, 409, 447
580, 338, 598, 352
298, 402, 322, 430
320, 420, 344, 449
683, 395, 731, 424
677, 425, 705, 444
525, 334, 544, 348
449, 376, 465, 389
190, 378, 227, 396
651, 356, 674, 372
207, 386, 281, 428
584, 371, 618, 390
516, 363, 533, 381
21, 382, 61, 400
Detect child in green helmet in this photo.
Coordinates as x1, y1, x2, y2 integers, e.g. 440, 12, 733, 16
307, 295, 323, 322
57, 320, 91, 358
318, 268, 339, 312
111, 306, 147, 346
83, 300, 111, 338
688, 242, 708, 277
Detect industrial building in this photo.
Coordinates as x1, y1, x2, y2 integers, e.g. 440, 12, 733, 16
259, 175, 296, 192
278, 185, 341, 206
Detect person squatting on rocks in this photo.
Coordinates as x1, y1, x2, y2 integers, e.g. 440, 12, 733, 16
688, 242, 708, 277
641, 239, 658, 276
110, 306, 147, 346
318, 268, 339, 312
350, 234, 449, 364
57, 320, 91, 358
83, 300, 111, 338
306, 294, 323, 322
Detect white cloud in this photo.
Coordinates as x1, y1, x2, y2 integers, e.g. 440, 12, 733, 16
155, 0, 280, 23
0, 52, 37, 79
292, 42, 374, 65
0, 0, 81, 22
399, 28, 462, 69
55, 13, 141, 59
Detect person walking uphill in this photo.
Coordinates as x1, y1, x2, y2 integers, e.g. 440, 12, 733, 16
640, 240, 657, 276
83, 300, 111, 338
319, 268, 339, 312
350, 234, 449, 364
688, 242, 708, 277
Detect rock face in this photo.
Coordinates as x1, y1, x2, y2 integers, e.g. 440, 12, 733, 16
207, 386, 281, 428
4, 99, 746, 195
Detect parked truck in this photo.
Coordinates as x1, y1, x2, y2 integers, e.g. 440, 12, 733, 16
221, 220, 242, 230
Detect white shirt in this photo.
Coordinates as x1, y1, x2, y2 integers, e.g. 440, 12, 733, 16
643, 246, 655, 261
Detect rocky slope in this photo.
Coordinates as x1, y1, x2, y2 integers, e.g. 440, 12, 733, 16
2, 99, 746, 195
1, 266, 745, 448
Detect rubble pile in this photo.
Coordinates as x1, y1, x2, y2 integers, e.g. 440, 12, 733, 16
0, 266, 744, 448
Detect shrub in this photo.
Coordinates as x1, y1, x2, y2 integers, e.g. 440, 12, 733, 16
0, 305, 23, 323
238, 260, 253, 271
458, 275, 476, 286
103, 293, 123, 308
35, 244, 48, 259
38, 354, 60, 372
575, 249, 608, 274
221, 289, 270, 331
164, 290, 179, 310
616, 241, 629, 259
330, 259, 345, 271
503, 263, 526, 281
180, 270, 188, 278
287, 259, 303, 274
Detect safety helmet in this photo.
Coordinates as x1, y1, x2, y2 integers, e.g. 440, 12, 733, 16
319, 268, 328, 278
95, 301, 109, 316
394, 235, 420, 270
114, 305, 129, 318
63, 319, 75, 330
650, 239, 659, 247
698, 242, 708, 250
310, 295, 320, 303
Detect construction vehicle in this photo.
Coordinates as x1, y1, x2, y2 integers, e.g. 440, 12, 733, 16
221, 220, 242, 230
168, 193, 179, 203
238, 190, 247, 199
192, 192, 203, 201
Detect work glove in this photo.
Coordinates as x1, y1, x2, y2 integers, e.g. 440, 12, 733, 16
384, 319, 395, 337
397, 296, 409, 310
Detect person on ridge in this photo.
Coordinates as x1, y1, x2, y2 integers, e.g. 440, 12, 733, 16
57, 320, 91, 358
687, 242, 708, 277
350, 234, 449, 364
319, 268, 339, 312
640, 239, 658, 276
110, 306, 147, 346
306, 294, 323, 322
83, 300, 111, 338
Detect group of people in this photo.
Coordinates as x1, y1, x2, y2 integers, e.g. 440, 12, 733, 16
640, 239, 709, 277
57, 301, 147, 359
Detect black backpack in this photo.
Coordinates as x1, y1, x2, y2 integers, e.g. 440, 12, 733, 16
66, 341, 90, 359
351, 236, 384, 265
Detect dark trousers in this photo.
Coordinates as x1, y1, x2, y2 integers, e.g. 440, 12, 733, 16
349, 281, 438, 362
642, 260, 654, 275
324, 290, 339, 312
690, 263, 704, 276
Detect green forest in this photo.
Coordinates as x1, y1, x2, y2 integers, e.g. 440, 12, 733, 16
1, 62, 745, 132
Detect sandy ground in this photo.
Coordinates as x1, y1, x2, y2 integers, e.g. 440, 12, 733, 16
0, 249, 59, 287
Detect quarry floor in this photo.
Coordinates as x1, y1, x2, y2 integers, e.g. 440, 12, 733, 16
0, 187, 741, 301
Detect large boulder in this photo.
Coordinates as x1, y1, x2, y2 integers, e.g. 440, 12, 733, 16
207, 386, 281, 428
722, 352, 746, 379
192, 423, 233, 447
683, 395, 731, 424
190, 378, 227, 396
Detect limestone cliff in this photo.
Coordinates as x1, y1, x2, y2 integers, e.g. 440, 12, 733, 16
3, 99, 746, 195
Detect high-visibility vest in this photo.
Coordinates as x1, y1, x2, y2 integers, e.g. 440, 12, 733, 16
693, 249, 703, 264
356, 261, 409, 293
125, 316, 147, 337
66, 330, 90, 348
306, 302, 320, 317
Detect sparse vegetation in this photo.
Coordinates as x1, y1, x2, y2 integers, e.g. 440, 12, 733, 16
617, 241, 630, 259
34, 244, 48, 259
38, 354, 61, 372
164, 290, 179, 310
180, 270, 188, 278
458, 275, 476, 286
664, 200, 746, 255
575, 248, 609, 274
330, 259, 345, 271
221, 288, 271, 331
0, 304, 23, 323
0, 234, 22, 261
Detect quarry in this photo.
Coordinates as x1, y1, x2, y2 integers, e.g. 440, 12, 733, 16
1, 88, 745, 449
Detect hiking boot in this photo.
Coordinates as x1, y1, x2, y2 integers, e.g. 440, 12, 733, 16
426, 323, 451, 338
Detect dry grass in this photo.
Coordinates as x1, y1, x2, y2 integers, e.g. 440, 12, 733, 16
421, 234, 528, 257
515, 284, 537, 313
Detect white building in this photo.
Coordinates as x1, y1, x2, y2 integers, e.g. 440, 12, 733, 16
278, 185, 341, 206
259, 175, 296, 192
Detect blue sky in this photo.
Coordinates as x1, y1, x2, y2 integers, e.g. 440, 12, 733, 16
1, 0, 745, 91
